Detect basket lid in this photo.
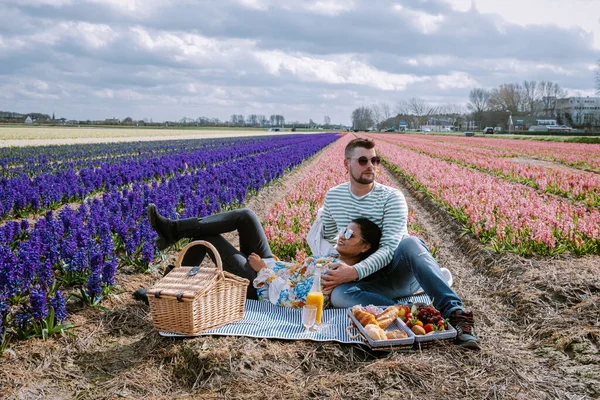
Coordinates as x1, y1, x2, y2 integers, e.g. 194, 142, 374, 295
147, 240, 249, 301
148, 266, 223, 301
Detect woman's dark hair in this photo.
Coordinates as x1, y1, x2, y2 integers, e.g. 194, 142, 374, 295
351, 217, 382, 260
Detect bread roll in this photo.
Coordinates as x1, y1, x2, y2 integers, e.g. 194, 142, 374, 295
353, 309, 378, 327
364, 324, 387, 341
386, 330, 408, 339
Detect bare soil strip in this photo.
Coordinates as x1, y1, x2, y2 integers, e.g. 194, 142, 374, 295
510, 156, 600, 175
0, 128, 319, 147
1, 141, 598, 400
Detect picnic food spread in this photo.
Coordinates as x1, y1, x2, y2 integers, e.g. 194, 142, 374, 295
351, 305, 409, 341
352, 303, 451, 341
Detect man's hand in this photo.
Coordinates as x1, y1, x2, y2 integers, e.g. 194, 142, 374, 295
322, 262, 359, 294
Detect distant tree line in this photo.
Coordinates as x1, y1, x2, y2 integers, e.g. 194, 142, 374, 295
467, 80, 566, 129
351, 79, 575, 132
351, 100, 465, 132
0, 111, 342, 130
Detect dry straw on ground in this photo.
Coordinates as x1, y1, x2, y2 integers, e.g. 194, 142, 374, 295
1, 137, 598, 400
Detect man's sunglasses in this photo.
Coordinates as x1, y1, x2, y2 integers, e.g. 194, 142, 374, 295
338, 227, 367, 243
348, 156, 381, 166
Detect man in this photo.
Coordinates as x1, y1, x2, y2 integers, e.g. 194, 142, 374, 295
320, 138, 480, 349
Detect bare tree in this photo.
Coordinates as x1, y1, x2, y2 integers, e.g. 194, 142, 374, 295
371, 104, 382, 131
273, 115, 285, 127
323, 115, 331, 128
407, 97, 428, 116
395, 99, 409, 116
467, 88, 490, 129
247, 114, 258, 126
488, 83, 523, 113
444, 103, 465, 115
467, 88, 490, 113
407, 97, 439, 128
351, 106, 374, 131
522, 80, 538, 114
538, 81, 566, 117
380, 103, 392, 121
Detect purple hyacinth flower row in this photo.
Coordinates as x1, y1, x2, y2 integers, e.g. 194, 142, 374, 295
0, 133, 339, 340
0, 135, 311, 219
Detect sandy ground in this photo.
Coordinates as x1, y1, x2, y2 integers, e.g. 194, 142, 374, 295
0, 127, 323, 147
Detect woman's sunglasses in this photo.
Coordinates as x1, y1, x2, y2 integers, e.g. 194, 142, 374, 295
338, 227, 367, 243
348, 156, 381, 166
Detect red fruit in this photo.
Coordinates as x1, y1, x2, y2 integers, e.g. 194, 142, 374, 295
423, 323, 434, 333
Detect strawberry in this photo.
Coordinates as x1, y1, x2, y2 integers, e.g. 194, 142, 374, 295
423, 323, 434, 333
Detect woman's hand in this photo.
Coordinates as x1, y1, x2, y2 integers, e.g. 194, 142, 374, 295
321, 262, 358, 294
248, 253, 268, 272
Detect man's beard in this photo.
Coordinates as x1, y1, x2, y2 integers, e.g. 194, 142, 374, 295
350, 170, 375, 185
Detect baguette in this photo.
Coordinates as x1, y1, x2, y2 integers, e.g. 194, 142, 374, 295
376, 306, 400, 329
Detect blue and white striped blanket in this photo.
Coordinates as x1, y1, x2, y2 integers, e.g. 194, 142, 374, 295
159, 295, 431, 342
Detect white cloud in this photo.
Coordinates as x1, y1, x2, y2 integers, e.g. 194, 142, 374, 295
443, 0, 600, 49
306, 0, 356, 16
2, 0, 74, 6
436, 71, 478, 89
236, 0, 268, 11
392, 4, 445, 34
256, 51, 429, 90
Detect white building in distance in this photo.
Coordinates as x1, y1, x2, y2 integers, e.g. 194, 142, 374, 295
555, 97, 600, 127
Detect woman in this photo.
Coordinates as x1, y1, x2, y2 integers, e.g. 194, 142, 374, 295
248, 217, 381, 308
144, 204, 380, 305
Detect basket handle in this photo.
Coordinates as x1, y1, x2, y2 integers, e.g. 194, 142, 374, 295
175, 240, 224, 275
345, 318, 365, 340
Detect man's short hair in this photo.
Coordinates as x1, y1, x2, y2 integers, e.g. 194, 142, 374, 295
344, 138, 375, 159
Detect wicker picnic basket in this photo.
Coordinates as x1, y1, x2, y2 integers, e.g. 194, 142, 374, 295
147, 240, 249, 336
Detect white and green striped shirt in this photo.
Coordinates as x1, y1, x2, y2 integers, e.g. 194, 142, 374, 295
322, 182, 408, 279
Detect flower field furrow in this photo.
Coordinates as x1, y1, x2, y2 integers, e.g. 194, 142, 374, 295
0, 135, 321, 220
376, 134, 600, 207
0, 133, 338, 344
369, 136, 600, 256
405, 134, 600, 171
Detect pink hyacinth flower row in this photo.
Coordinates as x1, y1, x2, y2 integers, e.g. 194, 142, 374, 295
405, 134, 600, 171
375, 134, 600, 207
368, 136, 600, 255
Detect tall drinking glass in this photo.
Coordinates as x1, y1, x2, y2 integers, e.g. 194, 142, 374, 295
302, 305, 317, 330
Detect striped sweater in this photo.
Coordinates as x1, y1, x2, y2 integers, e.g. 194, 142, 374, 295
322, 182, 408, 279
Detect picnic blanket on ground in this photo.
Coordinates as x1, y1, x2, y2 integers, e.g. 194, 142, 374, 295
159, 294, 431, 342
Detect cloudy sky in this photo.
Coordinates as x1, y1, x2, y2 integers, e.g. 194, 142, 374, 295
1, 0, 599, 124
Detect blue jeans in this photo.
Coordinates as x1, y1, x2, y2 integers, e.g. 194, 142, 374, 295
329, 236, 464, 318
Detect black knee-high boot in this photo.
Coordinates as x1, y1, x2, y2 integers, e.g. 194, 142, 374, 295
147, 203, 201, 250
